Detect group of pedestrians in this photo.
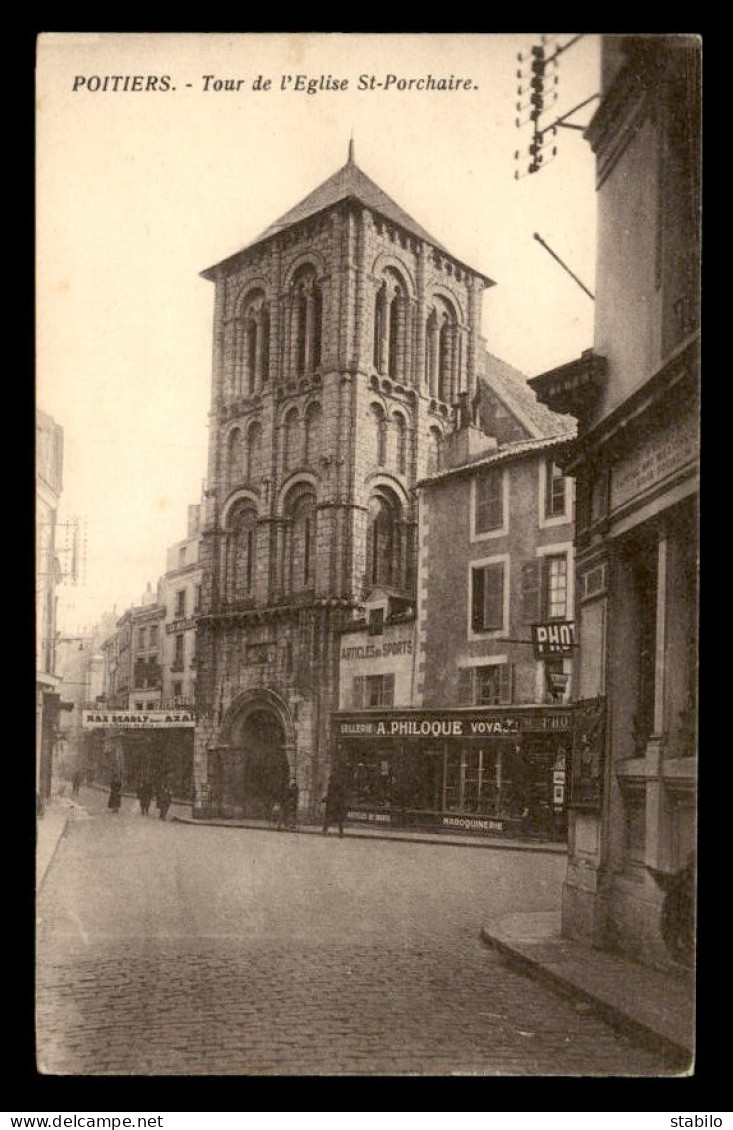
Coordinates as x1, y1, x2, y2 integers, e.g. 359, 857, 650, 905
106, 778, 172, 819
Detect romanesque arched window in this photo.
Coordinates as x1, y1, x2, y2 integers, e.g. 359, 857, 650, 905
427, 425, 443, 475
370, 404, 387, 467
425, 296, 459, 403
226, 428, 244, 487
366, 488, 403, 589
393, 412, 407, 476
236, 289, 269, 397
374, 268, 410, 383
283, 408, 299, 472
304, 401, 322, 467
225, 503, 257, 602
438, 315, 453, 404
283, 483, 317, 592
373, 284, 386, 370
246, 419, 262, 483
289, 266, 323, 381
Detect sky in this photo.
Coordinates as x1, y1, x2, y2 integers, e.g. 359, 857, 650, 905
36, 32, 600, 634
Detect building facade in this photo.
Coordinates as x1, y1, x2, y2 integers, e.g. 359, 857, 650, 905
193, 144, 494, 821
334, 358, 576, 839
160, 502, 203, 709
530, 36, 700, 966
36, 410, 67, 803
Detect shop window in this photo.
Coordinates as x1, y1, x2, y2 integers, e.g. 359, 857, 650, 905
470, 561, 505, 633
352, 673, 395, 708
458, 663, 512, 706
545, 460, 567, 519
176, 590, 186, 617
632, 547, 658, 753
622, 783, 647, 869
474, 468, 504, 535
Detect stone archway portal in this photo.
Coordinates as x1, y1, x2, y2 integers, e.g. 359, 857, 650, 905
237, 709, 289, 820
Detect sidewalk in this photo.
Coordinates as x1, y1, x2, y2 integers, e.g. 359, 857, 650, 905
481, 911, 695, 1069
172, 811, 568, 854
36, 796, 81, 890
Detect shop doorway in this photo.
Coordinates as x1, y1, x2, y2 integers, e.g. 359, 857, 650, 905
238, 709, 289, 819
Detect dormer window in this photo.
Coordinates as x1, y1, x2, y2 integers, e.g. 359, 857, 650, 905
368, 608, 384, 636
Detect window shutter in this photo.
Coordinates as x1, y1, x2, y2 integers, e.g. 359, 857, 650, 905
484, 562, 504, 629
471, 567, 485, 632
475, 470, 502, 532
352, 676, 364, 709
383, 673, 395, 706
488, 472, 503, 529
457, 667, 474, 706
499, 662, 513, 705
475, 476, 491, 532
521, 560, 541, 624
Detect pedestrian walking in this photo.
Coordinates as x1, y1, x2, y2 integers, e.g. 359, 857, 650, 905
284, 778, 299, 831
156, 783, 172, 820
72, 770, 82, 796
137, 780, 153, 815
107, 777, 122, 814
322, 772, 348, 837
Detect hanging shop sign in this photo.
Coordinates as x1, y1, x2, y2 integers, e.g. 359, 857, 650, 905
82, 709, 196, 729
166, 616, 198, 634
532, 621, 576, 659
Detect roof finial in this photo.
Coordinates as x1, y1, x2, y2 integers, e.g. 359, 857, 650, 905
348, 134, 355, 164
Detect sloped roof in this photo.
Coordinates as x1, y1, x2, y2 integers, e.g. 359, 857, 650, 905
479, 350, 577, 440
202, 151, 492, 282
252, 154, 450, 252
418, 432, 575, 488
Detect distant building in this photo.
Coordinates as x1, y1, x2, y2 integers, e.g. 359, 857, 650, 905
160, 502, 203, 709
530, 36, 700, 966
36, 410, 69, 802
334, 356, 576, 839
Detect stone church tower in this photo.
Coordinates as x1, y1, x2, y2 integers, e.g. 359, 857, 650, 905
193, 143, 493, 820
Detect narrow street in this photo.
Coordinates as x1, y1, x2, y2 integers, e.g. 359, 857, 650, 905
37, 790, 671, 1075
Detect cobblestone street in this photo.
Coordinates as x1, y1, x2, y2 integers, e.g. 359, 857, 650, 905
36, 792, 672, 1075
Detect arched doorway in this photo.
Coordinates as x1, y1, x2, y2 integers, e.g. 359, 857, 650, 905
237, 709, 289, 819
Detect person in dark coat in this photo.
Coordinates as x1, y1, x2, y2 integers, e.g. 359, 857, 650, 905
322, 772, 348, 837
156, 783, 172, 820
137, 780, 153, 815
72, 770, 82, 796
107, 777, 122, 813
284, 778, 299, 831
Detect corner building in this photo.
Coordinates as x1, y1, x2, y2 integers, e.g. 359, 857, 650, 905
194, 146, 493, 821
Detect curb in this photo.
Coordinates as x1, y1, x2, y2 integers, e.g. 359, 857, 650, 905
171, 813, 567, 854
480, 926, 693, 1067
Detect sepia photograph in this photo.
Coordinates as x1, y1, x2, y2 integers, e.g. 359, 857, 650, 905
35, 32, 700, 1077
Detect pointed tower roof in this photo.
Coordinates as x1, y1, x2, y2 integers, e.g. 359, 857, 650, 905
202, 145, 493, 284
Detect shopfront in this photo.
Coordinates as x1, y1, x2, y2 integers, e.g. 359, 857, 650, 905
333, 706, 571, 840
